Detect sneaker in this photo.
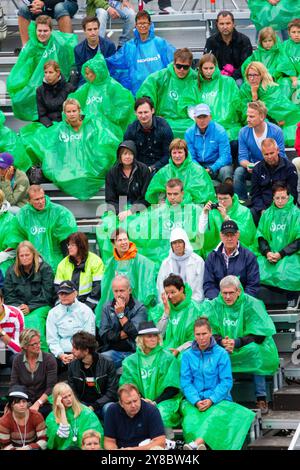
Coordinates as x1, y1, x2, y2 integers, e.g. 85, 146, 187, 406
287, 298, 299, 310
256, 399, 269, 415
165, 439, 176, 450
183, 441, 206, 450
159, 6, 177, 13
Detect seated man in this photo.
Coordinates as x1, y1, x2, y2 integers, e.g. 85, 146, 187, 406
157, 227, 205, 303
124, 96, 174, 175
74, 16, 116, 87
104, 383, 166, 450
0, 289, 24, 368
185, 104, 233, 184
99, 275, 147, 368
68, 331, 118, 420
233, 101, 286, 201
137, 48, 196, 137
11, 185, 77, 271
204, 10, 252, 85
256, 182, 300, 309
200, 275, 279, 414
46, 281, 95, 371
107, 10, 175, 95
150, 274, 202, 357
250, 137, 298, 225
204, 220, 260, 300
95, 228, 157, 327
17, 0, 78, 46
0, 153, 30, 214
87, 0, 135, 50
198, 183, 256, 258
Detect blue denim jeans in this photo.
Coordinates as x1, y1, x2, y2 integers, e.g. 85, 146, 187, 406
100, 349, 132, 369
96, 1, 135, 46
254, 375, 267, 398
233, 166, 252, 200
18, 1, 78, 20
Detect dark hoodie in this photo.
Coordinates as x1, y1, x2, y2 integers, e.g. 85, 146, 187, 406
105, 140, 151, 214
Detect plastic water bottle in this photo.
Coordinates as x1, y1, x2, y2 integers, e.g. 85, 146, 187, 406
138, 0, 144, 11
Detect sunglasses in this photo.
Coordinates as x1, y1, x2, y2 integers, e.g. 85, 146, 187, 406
175, 63, 190, 70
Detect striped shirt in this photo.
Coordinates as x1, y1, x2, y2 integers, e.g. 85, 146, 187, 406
0, 304, 24, 354
0, 410, 47, 450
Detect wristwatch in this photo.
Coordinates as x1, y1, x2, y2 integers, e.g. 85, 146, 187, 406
117, 312, 125, 319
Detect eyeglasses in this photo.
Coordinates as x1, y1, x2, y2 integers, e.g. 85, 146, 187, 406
136, 22, 150, 26
247, 73, 260, 78
67, 243, 76, 248
174, 63, 190, 70
274, 196, 288, 201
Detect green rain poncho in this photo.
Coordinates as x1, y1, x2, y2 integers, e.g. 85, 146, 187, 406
136, 62, 197, 138
256, 195, 300, 291
200, 194, 256, 258
20, 115, 119, 200
69, 54, 135, 139
200, 292, 279, 375
281, 39, 300, 102
94, 247, 157, 327
120, 344, 182, 428
7, 23, 77, 121
46, 405, 103, 450
180, 67, 241, 141
11, 195, 77, 271
0, 111, 31, 172
240, 81, 300, 146
150, 284, 202, 350
145, 154, 215, 205
248, 0, 300, 32
0, 202, 15, 275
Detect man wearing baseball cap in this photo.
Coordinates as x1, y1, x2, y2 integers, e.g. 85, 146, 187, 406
46, 280, 95, 372
203, 219, 260, 300
0, 152, 29, 214
185, 103, 233, 184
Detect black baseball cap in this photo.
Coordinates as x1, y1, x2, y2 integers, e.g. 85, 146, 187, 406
57, 280, 77, 294
221, 220, 239, 234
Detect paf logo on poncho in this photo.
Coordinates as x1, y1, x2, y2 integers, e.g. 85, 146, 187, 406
270, 222, 286, 232
141, 367, 156, 380
169, 90, 178, 101
30, 226, 46, 236
223, 318, 237, 327
42, 44, 56, 59
59, 132, 82, 143
86, 96, 103, 105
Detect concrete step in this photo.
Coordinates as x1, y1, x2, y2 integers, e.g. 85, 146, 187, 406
248, 433, 292, 450
261, 410, 300, 430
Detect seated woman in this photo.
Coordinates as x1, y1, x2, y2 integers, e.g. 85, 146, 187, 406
256, 182, 300, 309
157, 227, 205, 303
46, 382, 103, 450
0, 189, 16, 276
70, 53, 135, 138
55, 232, 104, 311
0, 385, 47, 450
240, 61, 300, 145
180, 317, 255, 450
10, 329, 57, 419
21, 98, 119, 200
36, 60, 77, 128
145, 138, 215, 205
120, 320, 182, 431
4, 241, 54, 351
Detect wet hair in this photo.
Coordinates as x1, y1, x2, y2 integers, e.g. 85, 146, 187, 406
174, 48, 193, 64
216, 183, 234, 198
194, 317, 212, 332
163, 273, 185, 291
67, 232, 89, 261
134, 96, 154, 111
72, 331, 99, 354
82, 16, 100, 30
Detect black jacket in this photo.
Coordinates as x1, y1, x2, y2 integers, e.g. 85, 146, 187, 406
251, 157, 298, 212
105, 160, 151, 214
36, 74, 77, 127
204, 29, 252, 80
75, 38, 116, 87
124, 116, 174, 172
68, 353, 118, 411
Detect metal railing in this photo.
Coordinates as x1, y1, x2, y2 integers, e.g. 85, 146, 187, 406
288, 423, 300, 450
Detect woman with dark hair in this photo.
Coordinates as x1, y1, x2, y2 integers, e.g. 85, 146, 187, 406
55, 232, 104, 311
36, 60, 77, 128
0, 385, 47, 450
4, 241, 54, 351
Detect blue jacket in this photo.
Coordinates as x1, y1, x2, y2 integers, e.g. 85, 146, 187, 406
74, 37, 116, 87
204, 243, 260, 299
238, 122, 286, 165
251, 157, 298, 212
185, 120, 232, 172
106, 24, 175, 95
180, 337, 233, 405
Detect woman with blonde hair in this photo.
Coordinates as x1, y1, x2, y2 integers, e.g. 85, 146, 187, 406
46, 382, 103, 450
240, 61, 300, 145
4, 241, 54, 351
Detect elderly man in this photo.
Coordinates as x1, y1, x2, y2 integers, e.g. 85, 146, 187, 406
12, 185, 77, 271
233, 101, 286, 201
104, 383, 166, 450
250, 137, 298, 225
185, 104, 233, 184
99, 275, 147, 369
204, 10, 252, 84
0, 152, 29, 214
203, 220, 260, 299
46, 281, 95, 371
200, 275, 279, 414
